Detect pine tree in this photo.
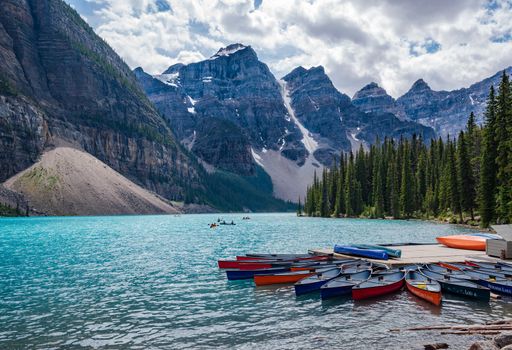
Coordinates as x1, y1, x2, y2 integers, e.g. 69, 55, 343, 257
495, 72, 512, 223
400, 141, 414, 218
457, 131, 476, 220
479, 86, 498, 227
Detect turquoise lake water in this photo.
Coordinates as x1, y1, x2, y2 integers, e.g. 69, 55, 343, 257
1, 213, 510, 349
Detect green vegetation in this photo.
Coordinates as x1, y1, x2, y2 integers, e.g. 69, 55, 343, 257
304, 71, 512, 227
202, 166, 295, 212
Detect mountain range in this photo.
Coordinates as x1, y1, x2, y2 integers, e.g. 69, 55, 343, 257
0, 0, 508, 214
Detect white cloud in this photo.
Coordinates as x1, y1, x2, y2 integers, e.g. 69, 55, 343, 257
68, 0, 512, 97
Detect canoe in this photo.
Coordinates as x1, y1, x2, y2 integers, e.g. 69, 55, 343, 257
290, 259, 358, 271
236, 255, 329, 262
218, 259, 288, 269
405, 270, 442, 305
436, 235, 487, 251
420, 268, 490, 301
351, 244, 402, 258
334, 244, 389, 260
320, 270, 371, 300
245, 253, 315, 259
352, 271, 405, 300
425, 264, 476, 281
254, 270, 320, 286
461, 269, 512, 296
294, 268, 342, 296
467, 261, 512, 273
225, 267, 290, 280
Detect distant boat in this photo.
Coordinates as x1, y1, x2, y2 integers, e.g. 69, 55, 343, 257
405, 270, 442, 305
420, 268, 490, 301
334, 244, 388, 260
436, 235, 490, 251
320, 270, 371, 300
352, 271, 405, 300
351, 244, 402, 258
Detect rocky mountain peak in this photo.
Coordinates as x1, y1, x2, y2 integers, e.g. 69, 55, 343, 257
409, 78, 431, 92
352, 82, 389, 100
163, 63, 185, 74
210, 43, 253, 59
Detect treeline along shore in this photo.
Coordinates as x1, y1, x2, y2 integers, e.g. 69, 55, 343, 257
302, 71, 512, 228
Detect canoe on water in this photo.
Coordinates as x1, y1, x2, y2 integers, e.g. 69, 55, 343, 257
425, 264, 476, 281
460, 269, 512, 296
254, 267, 337, 286
352, 271, 405, 300
236, 255, 329, 262
351, 244, 402, 258
467, 261, 512, 273
436, 235, 488, 251
290, 259, 358, 271
405, 270, 442, 306
320, 270, 371, 300
226, 267, 290, 280
218, 259, 290, 269
420, 268, 490, 301
334, 245, 388, 260
294, 268, 342, 296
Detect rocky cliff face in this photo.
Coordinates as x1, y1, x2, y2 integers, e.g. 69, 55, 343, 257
352, 82, 405, 118
0, 0, 198, 201
282, 66, 435, 163
136, 43, 306, 175
355, 68, 512, 138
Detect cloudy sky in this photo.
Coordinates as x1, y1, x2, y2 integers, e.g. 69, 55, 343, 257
66, 0, 512, 97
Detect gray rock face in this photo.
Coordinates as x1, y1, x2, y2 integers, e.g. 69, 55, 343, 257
282, 66, 435, 164
0, 0, 198, 201
494, 332, 512, 348
136, 44, 306, 174
394, 68, 512, 137
352, 82, 403, 117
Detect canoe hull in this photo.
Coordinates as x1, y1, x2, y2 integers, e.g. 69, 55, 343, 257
438, 280, 490, 301
295, 279, 332, 296
254, 272, 315, 286
406, 282, 442, 306
218, 261, 274, 269
352, 278, 404, 300
436, 236, 486, 251
476, 279, 512, 296
226, 268, 289, 280
334, 245, 388, 260
320, 284, 353, 300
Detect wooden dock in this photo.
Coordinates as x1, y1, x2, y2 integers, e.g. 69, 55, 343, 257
309, 244, 496, 268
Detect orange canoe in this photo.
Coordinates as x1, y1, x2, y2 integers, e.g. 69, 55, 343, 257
405, 271, 442, 306
254, 271, 316, 286
436, 235, 487, 251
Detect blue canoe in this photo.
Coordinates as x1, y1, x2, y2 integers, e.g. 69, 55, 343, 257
334, 245, 388, 260
226, 267, 289, 280
461, 269, 512, 296
351, 244, 402, 258
320, 270, 371, 299
294, 262, 371, 296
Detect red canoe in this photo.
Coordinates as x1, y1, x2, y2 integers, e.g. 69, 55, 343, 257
218, 260, 277, 269
352, 271, 405, 300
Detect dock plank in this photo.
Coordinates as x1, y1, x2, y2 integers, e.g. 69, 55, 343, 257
310, 244, 490, 268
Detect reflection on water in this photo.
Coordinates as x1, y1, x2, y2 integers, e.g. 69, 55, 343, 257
0, 213, 509, 349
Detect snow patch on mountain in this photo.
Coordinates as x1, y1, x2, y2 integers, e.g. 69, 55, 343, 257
210, 43, 247, 59
279, 79, 319, 154
155, 72, 180, 87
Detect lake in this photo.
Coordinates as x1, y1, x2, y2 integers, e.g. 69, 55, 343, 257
0, 213, 509, 349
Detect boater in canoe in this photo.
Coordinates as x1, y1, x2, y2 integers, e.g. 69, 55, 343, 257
405, 270, 442, 306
